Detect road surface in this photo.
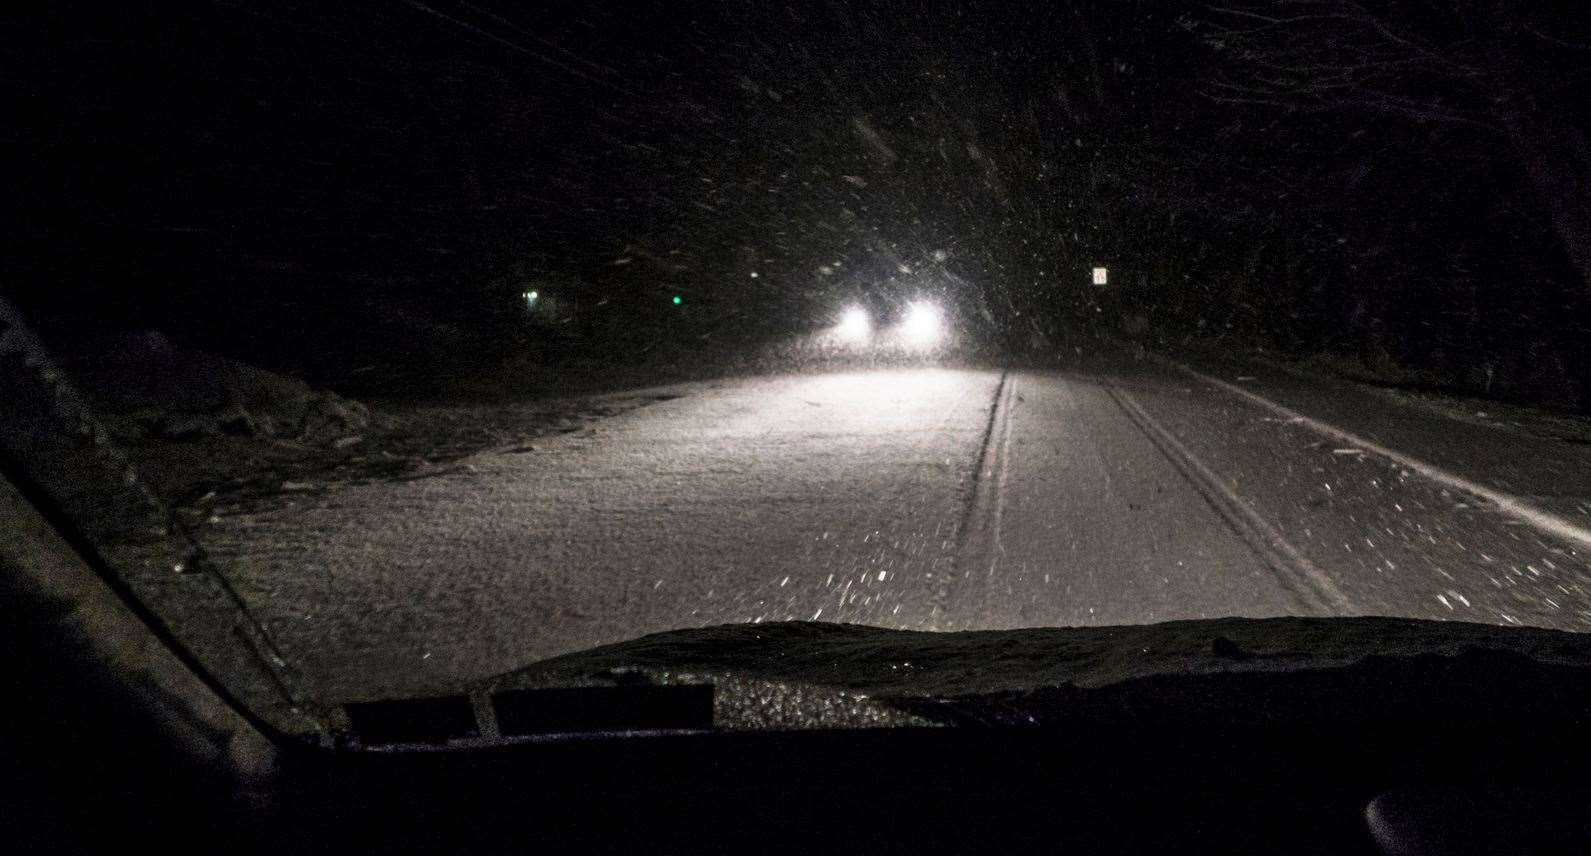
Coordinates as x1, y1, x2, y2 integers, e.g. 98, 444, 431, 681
199, 353, 1591, 700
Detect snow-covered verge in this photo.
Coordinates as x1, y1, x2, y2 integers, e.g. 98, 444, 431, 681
66, 331, 375, 445
1161, 331, 1589, 418
1141, 339, 1591, 505
130, 393, 682, 538
54, 332, 680, 529
1230, 348, 1591, 444
1357, 385, 1591, 448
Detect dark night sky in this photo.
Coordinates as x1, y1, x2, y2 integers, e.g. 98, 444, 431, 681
5, 1, 1590, 404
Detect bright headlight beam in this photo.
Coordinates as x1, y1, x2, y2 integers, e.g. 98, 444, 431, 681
836, 305, 872, 341
900, 300, 944, 345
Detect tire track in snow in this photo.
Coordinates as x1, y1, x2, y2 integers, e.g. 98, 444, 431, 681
1106, 384, 1352, 616
941, 368, 1015, 623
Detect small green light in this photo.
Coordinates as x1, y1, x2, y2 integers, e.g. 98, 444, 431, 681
672, 295, 682, 305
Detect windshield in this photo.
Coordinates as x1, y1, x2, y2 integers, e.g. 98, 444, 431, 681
5, 0, 1591, 741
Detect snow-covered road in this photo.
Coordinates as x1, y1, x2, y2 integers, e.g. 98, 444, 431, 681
199, 356, 1591, 700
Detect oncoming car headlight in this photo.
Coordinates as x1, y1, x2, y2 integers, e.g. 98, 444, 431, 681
899, 300, 944, 345
836, 305, 872, 342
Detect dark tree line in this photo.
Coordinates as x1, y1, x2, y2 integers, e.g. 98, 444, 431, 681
1170, 1, 1591, 405
5, 0, 1588, 406
1191, 1, 1591, 295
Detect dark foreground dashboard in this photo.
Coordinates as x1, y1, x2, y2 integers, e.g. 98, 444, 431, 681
8, 581, 1591, 856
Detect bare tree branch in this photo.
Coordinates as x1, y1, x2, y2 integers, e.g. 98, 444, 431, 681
1192, 0, 1591, 296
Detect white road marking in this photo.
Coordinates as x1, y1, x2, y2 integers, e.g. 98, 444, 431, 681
1158, 356, 1591, 554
